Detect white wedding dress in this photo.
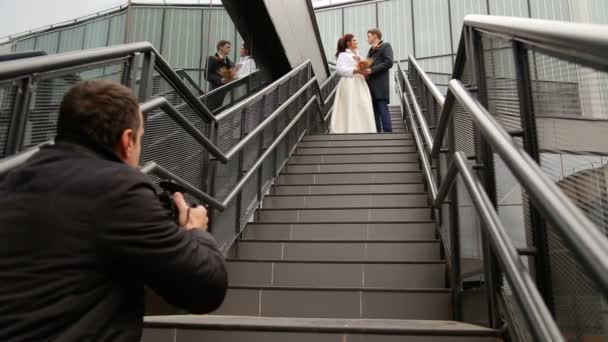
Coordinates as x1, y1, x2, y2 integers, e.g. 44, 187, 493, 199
330, 49, 376, 134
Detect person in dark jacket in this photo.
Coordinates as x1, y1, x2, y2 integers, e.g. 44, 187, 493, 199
205, 40, 235, 113
0, 80, 228, 342
366, 28, 394, 133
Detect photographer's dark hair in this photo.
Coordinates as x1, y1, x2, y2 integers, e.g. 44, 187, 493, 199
217, 40, 231, 51
336, 34, 354, 58
57, 80, 141, 152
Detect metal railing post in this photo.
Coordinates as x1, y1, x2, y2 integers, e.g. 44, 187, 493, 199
234, 108, 247, 235
513, 41, 555, 315
447, 95, 462, 321
206, 121, 220, 234
469, 27, 501, 329
138, 51, 155, 101
257, 95, 267, 204
5, 77, 34, 156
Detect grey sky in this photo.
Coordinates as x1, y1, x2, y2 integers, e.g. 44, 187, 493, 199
0, 0, 354, 39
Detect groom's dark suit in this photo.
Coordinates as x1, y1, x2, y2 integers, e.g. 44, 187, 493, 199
367, 41, 394, 132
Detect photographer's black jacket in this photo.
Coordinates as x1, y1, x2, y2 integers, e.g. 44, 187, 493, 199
0, 141, 228, 342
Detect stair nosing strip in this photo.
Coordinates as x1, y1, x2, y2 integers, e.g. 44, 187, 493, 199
265, 192, 428, 197
237, 239, 440, 244
271, 182, 425, 186
251, 220, 435, 224
257, 206, 432, 211
300, 139, 414, 143
143, 317, 501, 337
292, 152, 418, 156
226, 259, 446, 264
246, 221, 434, 225
287, 161, 421, 165
280, 171, 423, 175
227, 285, 451, 293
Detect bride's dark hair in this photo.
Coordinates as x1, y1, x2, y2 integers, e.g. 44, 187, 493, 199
336, 34, 354, 57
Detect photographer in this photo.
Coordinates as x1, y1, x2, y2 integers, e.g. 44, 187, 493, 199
0, 80, 227, 342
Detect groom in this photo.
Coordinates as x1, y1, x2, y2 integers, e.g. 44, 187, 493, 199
364, 28, 394, 133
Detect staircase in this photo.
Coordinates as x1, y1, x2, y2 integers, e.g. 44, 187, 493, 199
143, 107, 501, 341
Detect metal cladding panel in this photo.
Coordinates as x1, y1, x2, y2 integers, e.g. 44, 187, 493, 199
84, 18, 112, 49
529, 0, 571, 20
343, 3, 376, 54
202, 8, 238, 65
34, 31, 60, 54
378, 0, 414, 62
315, 9, 343, 63
590, 0, 608, 24
412, 0, 451, 58
107, 14, 126, 46
129, 7, 164, 49
162, 8, 203, 69
488, 0, 530, 16
14, 38, 36, 52
419, 55, 454, 74
449, 0, 488, 47
58, 25, 86, 53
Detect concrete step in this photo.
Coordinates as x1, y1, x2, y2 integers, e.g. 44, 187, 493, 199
214, 287, 451, 320
256, 207, 431, 223
227, 240, 440, 261
275, 172, 423, 185
262, 194, 428, 209
226, 260, 446, 289
295, 146, 416, 155
283, 163, 420, 174
288, 153, 419, 164
299, 139, 413, 148
271, 183, 425, 195
242, 222, 436, 241
144, 316, 502, 342
303, 133, 411, 141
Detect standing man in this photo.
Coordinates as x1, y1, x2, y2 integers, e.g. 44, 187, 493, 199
205, 40, 234, 112
365, 28, 394, 133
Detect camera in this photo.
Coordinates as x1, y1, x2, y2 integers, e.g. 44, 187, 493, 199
157, 180, 189, 223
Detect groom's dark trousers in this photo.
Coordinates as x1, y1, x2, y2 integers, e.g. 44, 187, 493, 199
367, 41, 394, 133
373, 100, 392, 133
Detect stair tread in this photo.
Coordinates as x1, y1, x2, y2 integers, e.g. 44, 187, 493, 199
228, 285, 450, 292
226, 259, 445, 264
144, 316, 500, 336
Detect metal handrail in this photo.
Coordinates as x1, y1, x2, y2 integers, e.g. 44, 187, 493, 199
0, 42, 217, 123
400, 43, 608, 337
414, 16, 608, 296
201, 70, 262, 100
408, 56, 445, 108
141, 94, 319, 212
396, 70, 564, 342
436, 151, 563, 342
464, 15, 608, 70
215, 61, 312, 122
449, 79, 608, 295
140, 97, 227, 163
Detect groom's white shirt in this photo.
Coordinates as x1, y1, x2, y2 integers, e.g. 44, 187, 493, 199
336, 49, 359, 77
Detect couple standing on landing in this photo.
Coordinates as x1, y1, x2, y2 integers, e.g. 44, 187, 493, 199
331, 28, 394, 134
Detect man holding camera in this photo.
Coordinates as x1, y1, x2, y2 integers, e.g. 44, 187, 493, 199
0, 80, 227, 342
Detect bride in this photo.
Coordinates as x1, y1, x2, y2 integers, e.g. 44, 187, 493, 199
330, 34, 376, 134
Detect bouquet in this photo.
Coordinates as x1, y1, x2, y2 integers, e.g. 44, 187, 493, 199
356, 58, 374, 71
217, 66, 237, 81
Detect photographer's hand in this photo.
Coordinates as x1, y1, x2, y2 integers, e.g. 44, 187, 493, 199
174, 192, 209, 231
